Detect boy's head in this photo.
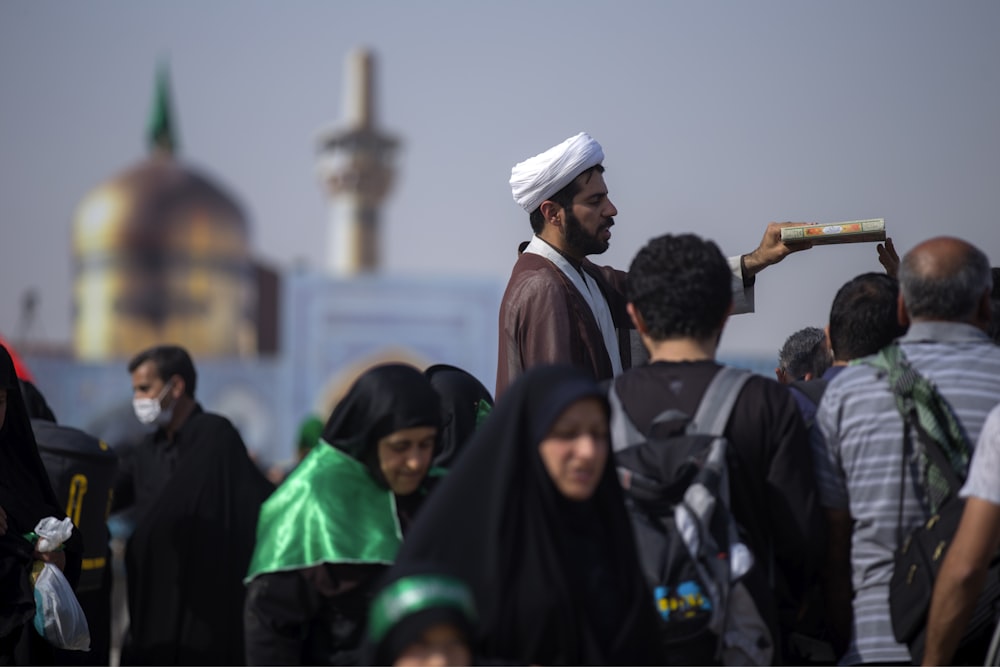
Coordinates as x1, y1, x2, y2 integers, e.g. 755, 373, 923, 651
627, 233, 733, 343
367, 569, 477, 666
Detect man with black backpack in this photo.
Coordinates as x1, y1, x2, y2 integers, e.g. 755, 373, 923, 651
814, 236, 1000, 665
609, 233, 826, 665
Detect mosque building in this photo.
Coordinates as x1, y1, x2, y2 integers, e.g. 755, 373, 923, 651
24, 49, 501, 468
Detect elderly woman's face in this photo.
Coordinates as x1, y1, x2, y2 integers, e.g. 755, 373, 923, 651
377, 426, 437, 496
537, 397, 609, 501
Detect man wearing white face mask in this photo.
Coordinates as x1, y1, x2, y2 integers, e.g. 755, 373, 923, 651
132, 377, 176, 427
111, 344, 273, 665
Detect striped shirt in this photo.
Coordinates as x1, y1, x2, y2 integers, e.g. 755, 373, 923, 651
815, 321, 1000, 665
961, 402, 1000, 504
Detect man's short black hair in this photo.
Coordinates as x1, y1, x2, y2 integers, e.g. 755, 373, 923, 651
829, 272, 907, 361
627, 233, 733, 341
527, 165, 605, 234
127, 344, 197, 397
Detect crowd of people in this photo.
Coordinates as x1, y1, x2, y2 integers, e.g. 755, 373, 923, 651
2, 130, 1000, 666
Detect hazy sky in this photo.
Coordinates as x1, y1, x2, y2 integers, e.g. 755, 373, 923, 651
2, 1, 999, 361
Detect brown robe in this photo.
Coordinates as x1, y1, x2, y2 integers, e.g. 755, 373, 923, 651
496, 249, 633, 398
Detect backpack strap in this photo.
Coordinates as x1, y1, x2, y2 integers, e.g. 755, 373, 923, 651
688, 366, 754, 437
608, 381, 647, 453
608, 366, 752, 450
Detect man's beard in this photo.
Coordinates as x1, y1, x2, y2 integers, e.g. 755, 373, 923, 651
564, 211, 613, 257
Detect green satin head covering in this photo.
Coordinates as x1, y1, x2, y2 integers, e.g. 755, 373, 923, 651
245, 363, 442, 582
244, 443, 403, 583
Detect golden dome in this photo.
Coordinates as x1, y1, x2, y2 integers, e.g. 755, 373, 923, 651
74, 152, 249, 258
72, 64, 257, 360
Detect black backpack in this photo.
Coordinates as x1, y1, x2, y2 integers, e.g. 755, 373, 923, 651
608, 366, 773, 666
32, 419, 119, 593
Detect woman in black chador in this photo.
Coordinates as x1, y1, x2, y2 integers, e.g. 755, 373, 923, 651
244, 363, 443, 665
393, 364, 665, 665
0, 345, 82, 665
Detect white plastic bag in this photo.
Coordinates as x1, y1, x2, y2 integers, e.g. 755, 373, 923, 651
31, 517, 90, 651
34, 517, 75, 554
33, 563, 91, 650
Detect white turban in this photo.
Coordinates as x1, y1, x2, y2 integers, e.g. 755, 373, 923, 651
509, 132, 604, 213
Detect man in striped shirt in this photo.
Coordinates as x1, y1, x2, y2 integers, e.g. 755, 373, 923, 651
814, 236, 1000, 665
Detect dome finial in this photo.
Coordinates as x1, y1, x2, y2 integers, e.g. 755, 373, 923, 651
148, 60, 179, 156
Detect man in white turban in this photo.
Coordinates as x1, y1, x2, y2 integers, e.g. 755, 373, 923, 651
496, 131, 812, 397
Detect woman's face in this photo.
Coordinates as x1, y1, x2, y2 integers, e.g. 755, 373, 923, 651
377, 426, 437, 496
537, 397, 609, 502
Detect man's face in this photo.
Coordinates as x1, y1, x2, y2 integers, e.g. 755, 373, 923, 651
562, 171, 617, 258
131, 360, 170, 403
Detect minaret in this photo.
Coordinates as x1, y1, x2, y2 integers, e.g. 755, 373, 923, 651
317, 48, 399, 276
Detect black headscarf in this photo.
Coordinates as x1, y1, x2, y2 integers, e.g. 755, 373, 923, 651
424, 364, 494, 469
0, 345, 63, 536
19, 379, 56, 423
321, 363, 442, 490
0, 345, 78, 642
393, 364, 665, 665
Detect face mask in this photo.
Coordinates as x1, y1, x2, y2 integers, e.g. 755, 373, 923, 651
133, 381, 175, 426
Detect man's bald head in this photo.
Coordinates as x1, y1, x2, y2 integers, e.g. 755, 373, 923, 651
898, 236, 992, 323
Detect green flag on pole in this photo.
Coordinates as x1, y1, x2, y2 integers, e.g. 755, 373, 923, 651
148, 62, 178, 154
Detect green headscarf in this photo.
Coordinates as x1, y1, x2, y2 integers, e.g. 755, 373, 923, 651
245, 364, 441, 582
